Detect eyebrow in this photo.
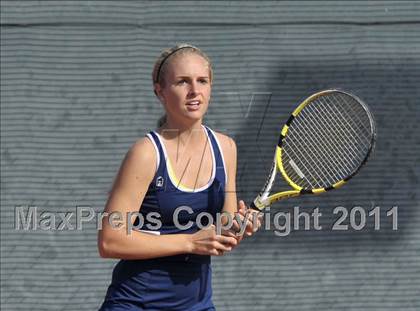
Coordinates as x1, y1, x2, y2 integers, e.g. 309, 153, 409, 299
175, 75, 209, 79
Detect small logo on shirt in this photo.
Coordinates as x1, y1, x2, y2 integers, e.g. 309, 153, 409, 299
156, 176, 164, 188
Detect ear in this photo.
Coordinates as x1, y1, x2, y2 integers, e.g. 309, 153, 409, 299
154, 83, 165, 102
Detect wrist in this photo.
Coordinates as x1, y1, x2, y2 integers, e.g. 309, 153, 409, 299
182, 233, 194, 254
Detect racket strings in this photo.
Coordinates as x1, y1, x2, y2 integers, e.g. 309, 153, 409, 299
292, 102, 362, 185
333, 93, 372, 137
310, 102, 367, 165
287, 111, 352, 188
286, 112, 350, 187
329, 100, 372, 160
311, 100, 370, 174
302, 104, 359, 172
284, 120, 355, 189
311, 94, 371, 179
288, 113, 350, 187
335, 93, 372, 139
325, 95, 371, 150
283, 132, 324, 188
282, 92, 374, 189
310, 97, 370, 175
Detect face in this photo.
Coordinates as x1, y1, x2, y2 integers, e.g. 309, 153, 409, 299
155, 53, 211, 125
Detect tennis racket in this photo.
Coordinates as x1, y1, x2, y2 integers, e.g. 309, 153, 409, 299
250, 89, 376, 211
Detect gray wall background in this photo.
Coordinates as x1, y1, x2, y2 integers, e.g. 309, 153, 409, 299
1, 1, 419, 310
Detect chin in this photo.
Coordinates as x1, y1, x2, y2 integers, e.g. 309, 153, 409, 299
185, 110, 207, 119
187, 115, 204, 123
183, 113, 204, 123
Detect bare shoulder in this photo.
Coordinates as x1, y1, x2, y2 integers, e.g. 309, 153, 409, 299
105, 136, 158, 213
212, 131, 237, 190
129, 136, 157, 166
119, 136, 157, 183
213, 131, 237, 160
130, 136, 156, 158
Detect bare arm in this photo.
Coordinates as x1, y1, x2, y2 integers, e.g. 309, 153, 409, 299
97, 137, 236, 260
219, 135, 238, 218
217, 133, 262, 240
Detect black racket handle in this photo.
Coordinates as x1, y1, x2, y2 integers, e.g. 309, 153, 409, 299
249, 201, 261, 211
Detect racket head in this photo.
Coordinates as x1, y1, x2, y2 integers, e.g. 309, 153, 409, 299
277, 89, 376, 194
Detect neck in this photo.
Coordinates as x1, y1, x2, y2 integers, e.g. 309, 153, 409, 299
160, 116, 204, 144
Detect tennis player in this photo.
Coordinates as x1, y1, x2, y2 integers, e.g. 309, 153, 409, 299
98, 44, 261, 310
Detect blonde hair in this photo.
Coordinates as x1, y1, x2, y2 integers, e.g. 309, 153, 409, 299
152, 44, 213, 127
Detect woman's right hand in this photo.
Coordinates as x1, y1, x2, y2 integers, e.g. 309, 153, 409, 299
187, 224, 238, 256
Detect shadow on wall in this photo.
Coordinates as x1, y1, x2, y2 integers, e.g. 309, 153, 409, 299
228, 58, 418, 245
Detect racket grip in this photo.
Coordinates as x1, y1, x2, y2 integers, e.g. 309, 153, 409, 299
249, 201, 261, 211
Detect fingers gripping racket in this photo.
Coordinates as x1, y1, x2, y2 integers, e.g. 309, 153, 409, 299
250, 89, 376, 211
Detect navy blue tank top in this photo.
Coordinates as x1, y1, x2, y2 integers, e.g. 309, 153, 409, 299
99, 125, 226, 311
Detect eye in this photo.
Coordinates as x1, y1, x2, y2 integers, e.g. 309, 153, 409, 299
198, 78, 209, 84
176, 79, 188, 85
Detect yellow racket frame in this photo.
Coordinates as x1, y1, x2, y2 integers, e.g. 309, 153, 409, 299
252, 90, 353, 210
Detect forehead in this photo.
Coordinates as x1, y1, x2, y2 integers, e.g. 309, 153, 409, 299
165, 53, 210, 77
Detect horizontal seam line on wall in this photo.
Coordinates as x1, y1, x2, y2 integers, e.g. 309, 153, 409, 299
1, 21, 420, 28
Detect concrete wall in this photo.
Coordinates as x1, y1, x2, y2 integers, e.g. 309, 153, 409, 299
1, 1, 419, 310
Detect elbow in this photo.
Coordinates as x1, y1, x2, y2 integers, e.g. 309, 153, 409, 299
98, 240, 110, 258
97, 232, 116, 258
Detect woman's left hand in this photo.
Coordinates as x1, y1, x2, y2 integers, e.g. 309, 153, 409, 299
228, 200, 263, 242
239, 200, 263, 236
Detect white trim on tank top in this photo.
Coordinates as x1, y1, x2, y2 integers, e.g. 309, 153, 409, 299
153, 125, 216, 193
206, 126, 228, 185
146, 133, 160, 172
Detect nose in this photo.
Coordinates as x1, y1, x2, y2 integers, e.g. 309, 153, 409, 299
188, 81, 199, 97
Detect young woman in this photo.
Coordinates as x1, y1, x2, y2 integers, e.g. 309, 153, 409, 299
98, 44, 261, 310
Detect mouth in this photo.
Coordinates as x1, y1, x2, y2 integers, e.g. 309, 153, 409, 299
186, 100, 201, 107
185, 100, 201, 110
